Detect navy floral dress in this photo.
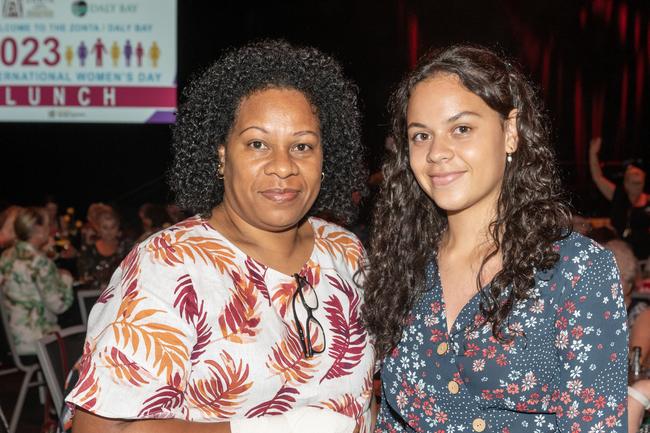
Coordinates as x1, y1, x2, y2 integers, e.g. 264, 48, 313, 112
376, 233, 628, 433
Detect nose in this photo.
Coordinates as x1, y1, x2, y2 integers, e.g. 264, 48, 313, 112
426, 136, 453, 163
265, 148, 299, 178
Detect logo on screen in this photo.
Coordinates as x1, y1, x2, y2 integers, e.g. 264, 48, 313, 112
2, 0, 23, 17
71, 0, 87, 17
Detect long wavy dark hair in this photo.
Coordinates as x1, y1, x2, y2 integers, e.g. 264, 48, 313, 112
362, 44, 572, 359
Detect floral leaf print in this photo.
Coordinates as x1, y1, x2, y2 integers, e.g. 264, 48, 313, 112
173, 274, 199, 324
320, 275, 367, 383
245, 384, 299, 417
313, 393, 361, 418
171, 273, 212, 363
147, 229, 236, 273
217, 270, 260, 344
101, 346, 151, 386
191, 304, 212, 364
245, 257, 271, 305
97, 285, 114, 304
172, 216, 204, 230
266, 322, 320, 384
138, 372, 187, 418
119, 246, 141, 298
268, 258, 321, 318
69, 342, 100, 410
111, 293, 189, 380
271, 280, 295, 318
187, 351, 252, 419
314, 226, 363, 270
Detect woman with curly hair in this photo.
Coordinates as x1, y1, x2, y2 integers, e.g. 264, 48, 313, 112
363, 45, 628, 433
68, 40, 374, 433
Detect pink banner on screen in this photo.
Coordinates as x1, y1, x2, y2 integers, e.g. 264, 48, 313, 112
0, 86, 176, 107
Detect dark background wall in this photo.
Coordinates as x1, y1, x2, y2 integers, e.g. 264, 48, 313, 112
2, 0, 648, 220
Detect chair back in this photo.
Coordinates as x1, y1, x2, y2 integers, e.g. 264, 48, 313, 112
76, 289, 102, 326
0, 289, 35, 372
35, 325, 87, 414
0, 403, 8, 433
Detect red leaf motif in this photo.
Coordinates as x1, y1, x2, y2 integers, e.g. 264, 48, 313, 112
245, 257, 271, 305
217, 270, 260, 343
70, 342, 100, 410
97, 285, 114, 304
187, 352, 253, 419
245, 384, 299, 417
119, 247, 141, 298
191, 304, 212, 364
319, 275, 367, 383
138, 372, 186, 418
174, 274, 199, 323
102, 347, 151, 386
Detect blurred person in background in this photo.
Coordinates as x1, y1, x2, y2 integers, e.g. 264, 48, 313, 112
605, 239, 650, 366
0, 207, 73, 355
589, 137, 650, 259
136, 203, 171, 243
0, 206, 22, 251
77, 204, 129, 290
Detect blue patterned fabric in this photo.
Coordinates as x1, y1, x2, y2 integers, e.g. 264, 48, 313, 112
377, 233, 628, 433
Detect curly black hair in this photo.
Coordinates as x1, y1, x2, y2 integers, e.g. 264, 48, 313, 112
168, 39, 366, 225
362, 44, 573, 359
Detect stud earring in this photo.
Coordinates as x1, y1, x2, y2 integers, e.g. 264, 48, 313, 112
216, 161, 224, 179
506, 153, 513, 163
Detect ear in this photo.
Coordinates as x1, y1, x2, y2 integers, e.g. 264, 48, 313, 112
504, 108, 519, 154
217, 145, 226, 173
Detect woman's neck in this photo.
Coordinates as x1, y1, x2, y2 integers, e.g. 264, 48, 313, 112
210, 203, 315, 276
444, 200, 497, 255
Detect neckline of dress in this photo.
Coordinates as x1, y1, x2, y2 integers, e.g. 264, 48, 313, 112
199, 215, 321, 279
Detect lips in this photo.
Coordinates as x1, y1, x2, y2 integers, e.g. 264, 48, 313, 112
259, 188, 301, 203
429, 171, 465, 187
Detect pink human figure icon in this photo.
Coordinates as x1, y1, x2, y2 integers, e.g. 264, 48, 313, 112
123, 40, 133, 67
135, 42, 144, 67
91, 38, 108, 67
77, 41, 88, 66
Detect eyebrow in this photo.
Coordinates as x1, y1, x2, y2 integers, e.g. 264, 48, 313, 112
293, 130, 320, 138
447, 111, 481, 122
238, 126, 320, 137
239, 126, 268, 136
407, 111, 482, 129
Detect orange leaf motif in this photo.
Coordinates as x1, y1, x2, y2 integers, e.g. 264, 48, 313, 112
267, 323, 320, 384
187, 351, 252, 419
147, 229, 236, 273
111, 293, 189, 382
314, 227, 363, 270
217, 270, 260, 344
271, 280, 295, 318
315, 393, 362, 418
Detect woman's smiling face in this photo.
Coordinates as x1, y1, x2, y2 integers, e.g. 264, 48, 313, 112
407, 73, 518, 217
218, 87, 323, 232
